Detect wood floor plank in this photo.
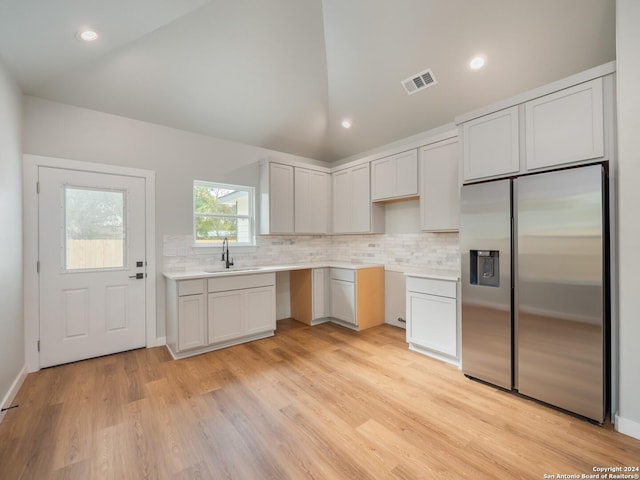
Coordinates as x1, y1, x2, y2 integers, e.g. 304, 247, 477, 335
1, 319, 639, 480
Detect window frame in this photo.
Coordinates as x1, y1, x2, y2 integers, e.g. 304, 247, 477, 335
192, 180, 256, 247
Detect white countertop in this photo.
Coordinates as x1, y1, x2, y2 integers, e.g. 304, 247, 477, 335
384, 264, 460, 281
163, 262, 385, 280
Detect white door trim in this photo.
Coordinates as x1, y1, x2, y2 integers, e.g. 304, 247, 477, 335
23, 154, 158, 373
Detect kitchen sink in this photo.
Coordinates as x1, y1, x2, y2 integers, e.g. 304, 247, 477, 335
204, 266, 272, 274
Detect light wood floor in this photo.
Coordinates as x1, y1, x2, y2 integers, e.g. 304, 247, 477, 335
1, 320, 638, 479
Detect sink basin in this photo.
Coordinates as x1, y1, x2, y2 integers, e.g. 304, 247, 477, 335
204, 266, 271, 274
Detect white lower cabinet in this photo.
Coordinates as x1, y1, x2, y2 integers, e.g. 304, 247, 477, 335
166, 273, 276, 359
208, 285, 275, 343
406, 275, 459, 365
178, 293, 207, 351
330, 279, 356, 326
329, 268, 357, 326
208, 290, 244, 344
245, 286, 277, 334
313, 268, 330, 320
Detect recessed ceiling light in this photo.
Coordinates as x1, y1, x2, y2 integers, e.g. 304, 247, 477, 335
341, 119, 352, 129
469, 55, 486, 70
78, 29, 99, 42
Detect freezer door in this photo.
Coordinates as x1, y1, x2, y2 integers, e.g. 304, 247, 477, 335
461, 180, 512, 390
516, 165, 605, 422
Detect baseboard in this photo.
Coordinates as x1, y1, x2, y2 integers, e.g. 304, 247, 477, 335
147, 336, 166, 348
0, 365, 28, 424
615, 412, 640, 440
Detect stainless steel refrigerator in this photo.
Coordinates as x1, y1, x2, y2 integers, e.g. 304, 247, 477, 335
460, 164, 608, 423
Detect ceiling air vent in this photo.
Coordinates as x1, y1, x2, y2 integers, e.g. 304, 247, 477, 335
401, 68, 437, 95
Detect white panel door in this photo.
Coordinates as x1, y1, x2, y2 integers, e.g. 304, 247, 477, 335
394, 150, 418, 198
178, 294, 206, 352
38, 167, 146, 367
351, 164, 371, 233
525, 78, 604, 170
463, 106, 519, 181
371, 157, 395, 201
420, 138, 460, 231
407, 292, 457, 357
295, 168, 329, 234
332, 169, 351, 233
245, 286, 276, 335
269, 163, 294, 233
208, 290, 245, 344
313, 268, 329, 319
330, 279, 356, 325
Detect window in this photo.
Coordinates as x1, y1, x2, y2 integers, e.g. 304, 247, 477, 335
64, 186, 126, 270
193, 181, 255, 245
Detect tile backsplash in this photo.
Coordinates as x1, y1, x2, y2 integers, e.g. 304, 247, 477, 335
163, 232, 460, 273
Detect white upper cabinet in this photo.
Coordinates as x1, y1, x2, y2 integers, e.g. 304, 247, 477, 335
294, 167, 329, 234
332, 163, 384, 234
260, 161, 330, 235
524, 77, 604, 171
462, 106, 520, 182
351, 164, 372, 232
332, 168, 351, 233
420, 137, 460, 232
371, 149, 418, 201
260, 162, 294, 234
458, 63, 614, 184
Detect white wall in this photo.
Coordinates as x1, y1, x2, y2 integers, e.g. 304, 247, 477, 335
0, 58, 24, 407
22, 96, 328, 339
615, 0, 640, 439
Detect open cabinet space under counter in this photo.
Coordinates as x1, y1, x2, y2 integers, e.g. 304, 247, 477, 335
289, 264, 385, 331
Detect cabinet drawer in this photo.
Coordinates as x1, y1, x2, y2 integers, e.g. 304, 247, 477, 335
208, 272, 275, 292
178, 279, 205, 296
330, 268, 355, 283
406, 276, 456, 298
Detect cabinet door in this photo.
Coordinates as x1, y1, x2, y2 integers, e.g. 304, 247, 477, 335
525, 77, 604, 171
394, 149, 418, 198
208, 290, 244, 344
177, 294, 206, 352
269, 163, 294, 233
420, 138, 460, 231
462, 106, 519, 181
245, 286, 276, 335
371, 150, 418, 201
332, 169, 351, 233
371, 156, 395, 201
331, 279, 356, 325
407, 292, 456, 357
313, 268, 330, 319
351, 164, 371, 233
295, 168, 329, 234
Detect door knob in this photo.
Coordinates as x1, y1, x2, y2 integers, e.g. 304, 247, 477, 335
129, 273, 144, 279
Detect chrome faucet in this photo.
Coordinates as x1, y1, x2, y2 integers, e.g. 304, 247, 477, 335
221, 237, 234, 269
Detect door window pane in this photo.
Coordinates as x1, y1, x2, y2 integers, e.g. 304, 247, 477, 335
65, 187, 126, 270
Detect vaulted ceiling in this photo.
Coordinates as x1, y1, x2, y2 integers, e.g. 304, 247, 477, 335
0, 0, 615, 162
